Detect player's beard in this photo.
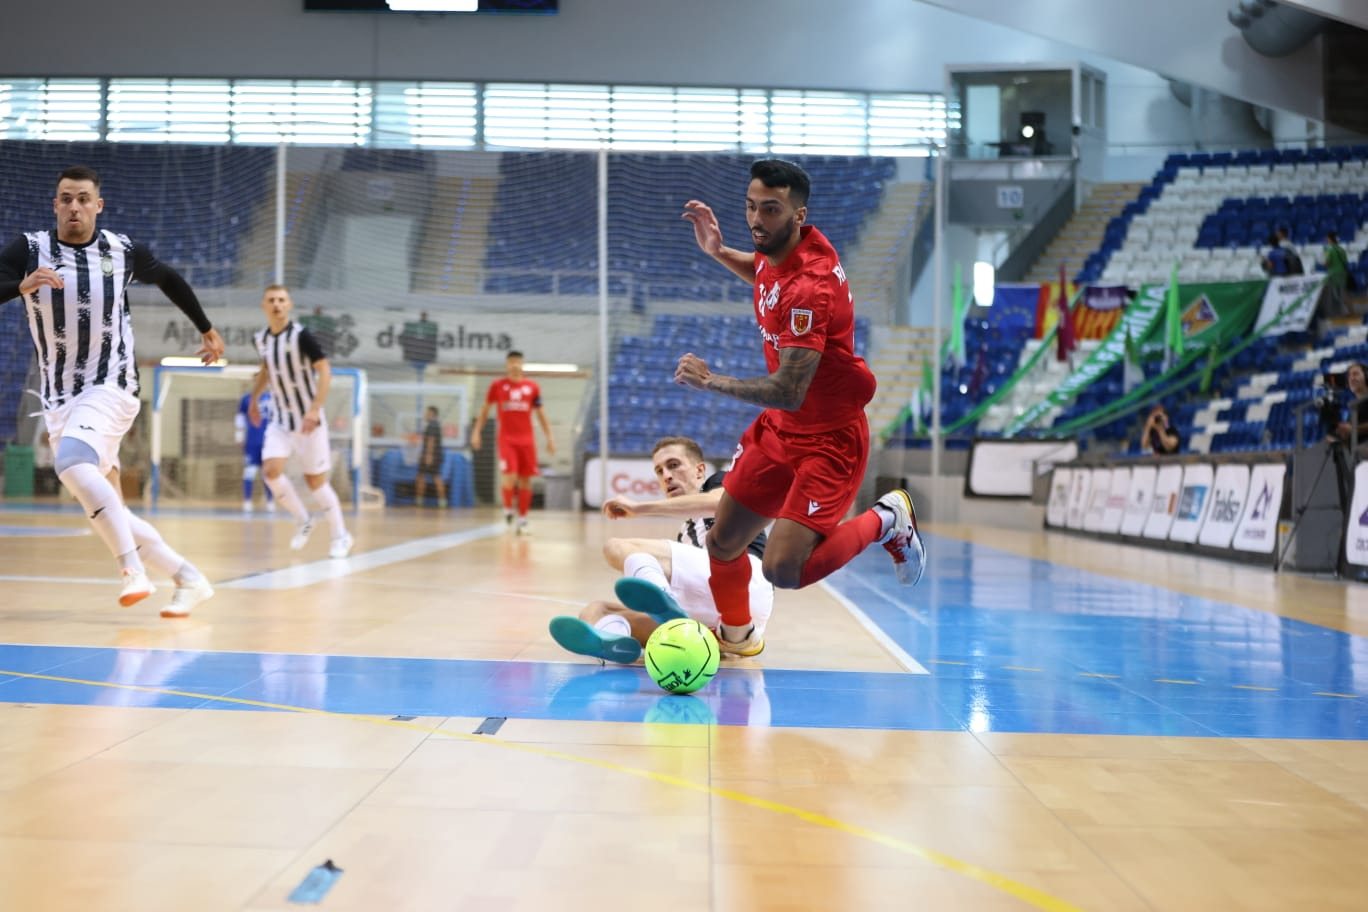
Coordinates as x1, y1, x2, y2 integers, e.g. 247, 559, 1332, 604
751, 217, 798, 256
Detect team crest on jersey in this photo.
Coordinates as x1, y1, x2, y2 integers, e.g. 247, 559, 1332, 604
790, 308, 813, 335
100, 255, 113, 276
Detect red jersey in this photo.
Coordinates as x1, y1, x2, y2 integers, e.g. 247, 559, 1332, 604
485, 377, 542, 443
752, 225, 876, 433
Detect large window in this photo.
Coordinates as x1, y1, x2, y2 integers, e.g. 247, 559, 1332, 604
0, 76, 947, 154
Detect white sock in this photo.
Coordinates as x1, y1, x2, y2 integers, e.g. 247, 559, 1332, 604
595, 615, 632, 638
58, 463, 141, 572
311, 483, 347, 537
623, 552, 670, 589
872, 503, 895, 539
124, 509, 202, 584
264, 473, 310, 523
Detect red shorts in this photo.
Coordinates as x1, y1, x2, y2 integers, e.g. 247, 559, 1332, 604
721, 410, 869, 535
498, 438, 539, 478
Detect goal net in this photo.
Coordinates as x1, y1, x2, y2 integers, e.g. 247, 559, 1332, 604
0, 137, 908, 511
149, 364, 369, 507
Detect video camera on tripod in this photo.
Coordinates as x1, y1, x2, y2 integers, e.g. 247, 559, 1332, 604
1314, 368, 1361, 437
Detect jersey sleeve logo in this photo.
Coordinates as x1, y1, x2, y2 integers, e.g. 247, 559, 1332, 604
790, 308, 813, 335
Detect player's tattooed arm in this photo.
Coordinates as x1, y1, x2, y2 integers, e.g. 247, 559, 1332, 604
675, 346, 819, 410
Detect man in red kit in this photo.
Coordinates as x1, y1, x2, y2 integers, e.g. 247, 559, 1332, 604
471, 350, 556, 534
677, 159, 926, 657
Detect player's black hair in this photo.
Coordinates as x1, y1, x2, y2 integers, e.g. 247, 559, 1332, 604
57, 165, 100, 191
506, 350, 524, 360
750, 159, 810, 208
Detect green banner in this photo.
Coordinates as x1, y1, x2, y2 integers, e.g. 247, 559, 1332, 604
1003, 280, 1266, 437
1047, 279, 1310, 438
1003, 285, 1166, 436
1137, 279, 1266, 354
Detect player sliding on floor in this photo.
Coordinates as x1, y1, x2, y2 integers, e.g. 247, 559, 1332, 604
548, 436, 773, 664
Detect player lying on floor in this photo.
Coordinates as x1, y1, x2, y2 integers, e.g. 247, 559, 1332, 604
548, 436, 773, 664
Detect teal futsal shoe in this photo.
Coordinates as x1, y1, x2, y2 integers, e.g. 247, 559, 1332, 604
548, 615, 642, 664
614, 577, 688, 623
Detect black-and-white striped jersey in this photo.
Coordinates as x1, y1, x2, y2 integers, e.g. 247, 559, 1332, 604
678, 472, 767, 559
253, 321, 327, 432
0, 229, 211, 410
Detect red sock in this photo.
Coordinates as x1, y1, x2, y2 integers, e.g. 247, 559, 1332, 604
501, 487, 514, 510
708, 551, 754, 627
518, 486, 532, 517
799, 510, 883, 587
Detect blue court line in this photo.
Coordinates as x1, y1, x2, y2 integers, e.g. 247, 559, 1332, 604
2, 639, 1366, 738
3, 527, 1368, 738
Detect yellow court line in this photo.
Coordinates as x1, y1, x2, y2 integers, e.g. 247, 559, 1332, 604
1078, 672, 1120, 679
0, 667, 1087, 912
1002, 665, 1043, 673
1153, 678, 1200, 685
928, 659, 969, 666
1232, 684, 1278, 692
1312, 691, 1359, 699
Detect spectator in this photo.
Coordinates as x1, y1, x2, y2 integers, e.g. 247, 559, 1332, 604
1142, 404, 1181, 455
1278, 226, 1304, 275
1261, 234, 1289, 277
1321, 231, 1351, 319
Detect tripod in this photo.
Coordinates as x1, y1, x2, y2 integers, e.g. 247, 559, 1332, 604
1277, 398, 1343, 572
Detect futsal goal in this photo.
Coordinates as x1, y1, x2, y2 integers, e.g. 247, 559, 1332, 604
149, 364, 371, 507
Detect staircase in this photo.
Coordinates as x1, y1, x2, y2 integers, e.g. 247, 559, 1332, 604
235, 173, 325, 288
413, 176, 499, 294
1024, 182, 1144, 282
845, 182, 931, 322
866, 324, 940, 438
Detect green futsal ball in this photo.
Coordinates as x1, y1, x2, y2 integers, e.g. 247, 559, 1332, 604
644, 618, 720, 694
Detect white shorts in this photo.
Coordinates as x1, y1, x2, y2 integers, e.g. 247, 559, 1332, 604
667, 541, 774, 637
43, 386, 140, 475
262, 417, 333, 476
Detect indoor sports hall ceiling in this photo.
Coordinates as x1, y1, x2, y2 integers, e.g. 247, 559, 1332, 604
919, 0, 1367, 126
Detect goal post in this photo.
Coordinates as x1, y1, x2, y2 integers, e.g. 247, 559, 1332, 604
150, 363, 369, 508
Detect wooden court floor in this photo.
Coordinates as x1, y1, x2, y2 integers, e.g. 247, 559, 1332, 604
1, 501, 1367, 911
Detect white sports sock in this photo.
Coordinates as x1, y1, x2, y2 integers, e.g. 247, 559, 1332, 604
264, 473, 310, 523
58, 463, 141, 571
124, 509, 202, 584
872, 503, 895, 538
623, 552, 670, 589
311, 483, 347, 537
594, 614, 632, 638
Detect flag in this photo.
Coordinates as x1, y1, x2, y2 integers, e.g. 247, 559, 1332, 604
1055, 261, 1075, 362
1200, 341, 1221, 393
1164, 258, 1182, 368
947, 263, 966, 369
915, 355, 935, 433
1123, 321, 1140, 366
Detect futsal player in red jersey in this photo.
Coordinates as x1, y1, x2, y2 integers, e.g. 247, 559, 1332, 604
677, 159, 926, 656
471, 350, 555, 534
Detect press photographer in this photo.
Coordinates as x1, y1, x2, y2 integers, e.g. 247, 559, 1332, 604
1320, 362, 1368, 448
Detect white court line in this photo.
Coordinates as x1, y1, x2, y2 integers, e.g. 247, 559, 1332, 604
221, 523, 506, 590
0, 576, 114, 585
819, 579, 929, 675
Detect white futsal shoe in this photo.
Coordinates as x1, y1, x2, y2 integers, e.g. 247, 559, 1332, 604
118, 568, 155, 607
329, 533, 355, 559
290, 518, 316, 551
875, 489, 926, 587
162, 577, 214, 619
